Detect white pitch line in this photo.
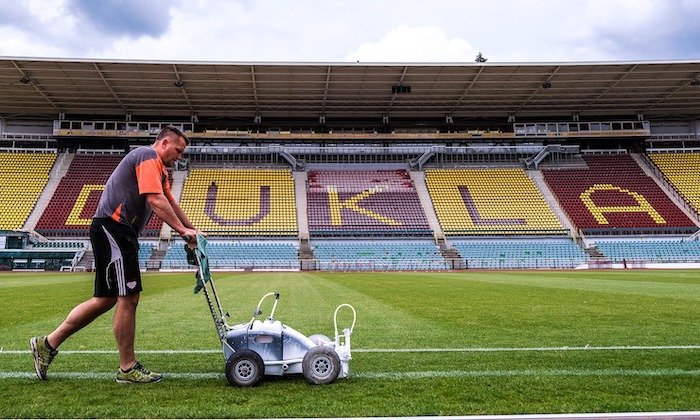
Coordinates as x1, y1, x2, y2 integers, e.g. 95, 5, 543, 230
0, 349, 221, 355
1, 368, 699, 381
1, 345, 698, 355
353, 345, 700, 353
0, 371, 222, 380
354, 368, 700, 380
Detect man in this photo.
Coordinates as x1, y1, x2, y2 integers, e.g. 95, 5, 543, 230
31, 126, 201, 384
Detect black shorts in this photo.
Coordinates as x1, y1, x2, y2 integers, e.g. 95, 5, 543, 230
90, 218, 142, 297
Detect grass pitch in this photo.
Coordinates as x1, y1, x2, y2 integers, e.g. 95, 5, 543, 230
1, 270, 698, 418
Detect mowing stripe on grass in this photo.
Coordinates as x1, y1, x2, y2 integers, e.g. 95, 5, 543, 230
1, 345, 699, 355
1, 368, 699, 380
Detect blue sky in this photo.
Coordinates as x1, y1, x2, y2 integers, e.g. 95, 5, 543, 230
1, 0, 699, 62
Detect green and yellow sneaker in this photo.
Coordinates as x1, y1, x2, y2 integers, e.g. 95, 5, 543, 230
30, 336, 58, 380
116, 361, 163, 384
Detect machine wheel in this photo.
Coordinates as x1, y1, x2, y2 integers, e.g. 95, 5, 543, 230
302, 345, 341, 385
225, 349, 264, 387
308, 334, 331, 346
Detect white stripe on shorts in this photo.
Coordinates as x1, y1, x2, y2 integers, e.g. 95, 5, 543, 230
101, 226, 126, 296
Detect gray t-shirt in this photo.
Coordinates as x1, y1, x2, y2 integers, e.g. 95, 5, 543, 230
94, 146, 172, 234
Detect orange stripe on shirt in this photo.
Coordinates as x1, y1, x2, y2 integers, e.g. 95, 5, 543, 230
135, 158, 165, 195
110, 203, 123, 223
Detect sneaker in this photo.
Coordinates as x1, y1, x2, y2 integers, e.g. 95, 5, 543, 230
116, 361, 163, 384
30, 336, 58, 380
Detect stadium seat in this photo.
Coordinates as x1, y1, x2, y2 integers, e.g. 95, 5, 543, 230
312, 239, 448, 271
452, 239, 587, 269
595, 239, 700, 262
541, 154, 696, 234
307, 170, 431, 236
138, 242, 155, 269
424, 168, 564, 236
161, 240, 299, 270
35, 154, 167, 237
0, 152, 56, 230
178, 168, 298, 236
648, 152, 700, 215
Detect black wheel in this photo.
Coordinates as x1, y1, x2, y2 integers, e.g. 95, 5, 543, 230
302, 345, 341, 385
225, 349, 264, 387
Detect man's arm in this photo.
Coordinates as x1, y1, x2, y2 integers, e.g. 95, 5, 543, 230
146, 193, 199, 242
169, 198, 196, 231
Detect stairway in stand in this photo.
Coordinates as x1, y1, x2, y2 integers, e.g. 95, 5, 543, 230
436, 238, 465, 269
147, 248, 168, 270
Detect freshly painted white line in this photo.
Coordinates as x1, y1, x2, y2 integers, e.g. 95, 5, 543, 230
287, 413, 700, 420
283, 413, 700, 419
353, 345, 700, 353
1, 368, 699, 381
1, 345, 698, 355
0, 371, 222, 380
353, 368, 700, 379
0, 349, 220, 355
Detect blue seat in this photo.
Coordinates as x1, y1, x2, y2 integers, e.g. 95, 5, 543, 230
312, 240, 447, 271
452, 240, 587, 269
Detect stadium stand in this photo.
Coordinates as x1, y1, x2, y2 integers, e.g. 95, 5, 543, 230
307, 170, 431, 236
424, 168, 565, 236
647, 152, 700, 215
178, 168, 297, 236
312, 239, 447, 271
0, 249, 80, 270
452, 239, 588, 269
161, 240, 299, 270
542, 154, 697, 235
32, 241, 86, 249
594, 239, 700, 263
3, 59, 700, 274
0, 151, 56, 231
138, 242, 155, 270
34, 154, 166, 237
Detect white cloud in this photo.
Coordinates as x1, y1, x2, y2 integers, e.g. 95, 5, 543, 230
0, 0, 697, 62
0, 26, 62, 57
97, 1, 360, 62
26, 0, 67, 24
346, 25, 478, 62
545, 0, 700, 61
97, 4, 244, 61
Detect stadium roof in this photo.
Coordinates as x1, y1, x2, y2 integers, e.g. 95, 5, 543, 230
1, 57, 699, 121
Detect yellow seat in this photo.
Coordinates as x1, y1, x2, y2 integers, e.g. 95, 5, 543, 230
179, 168, 298, 236
425, 168, 563, 235
0, 152, 56, 230
649, 153, 700, 214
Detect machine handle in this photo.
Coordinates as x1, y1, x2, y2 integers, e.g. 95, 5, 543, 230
334, 304, 356, 338
250, 292, 281, 324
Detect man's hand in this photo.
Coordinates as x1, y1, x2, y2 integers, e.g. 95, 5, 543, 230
145, 193, 203, 248
180, 228, 201, 248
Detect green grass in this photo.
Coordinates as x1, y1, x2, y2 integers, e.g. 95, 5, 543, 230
1, 270, 699, 418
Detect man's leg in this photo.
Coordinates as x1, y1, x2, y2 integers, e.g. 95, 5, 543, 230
48, 296, 117, 349
31, 296, 116, 380
113, 292, 162, 383
114, 292, 139, 371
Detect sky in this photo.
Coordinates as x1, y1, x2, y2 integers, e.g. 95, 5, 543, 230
0, 0, 699, 63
